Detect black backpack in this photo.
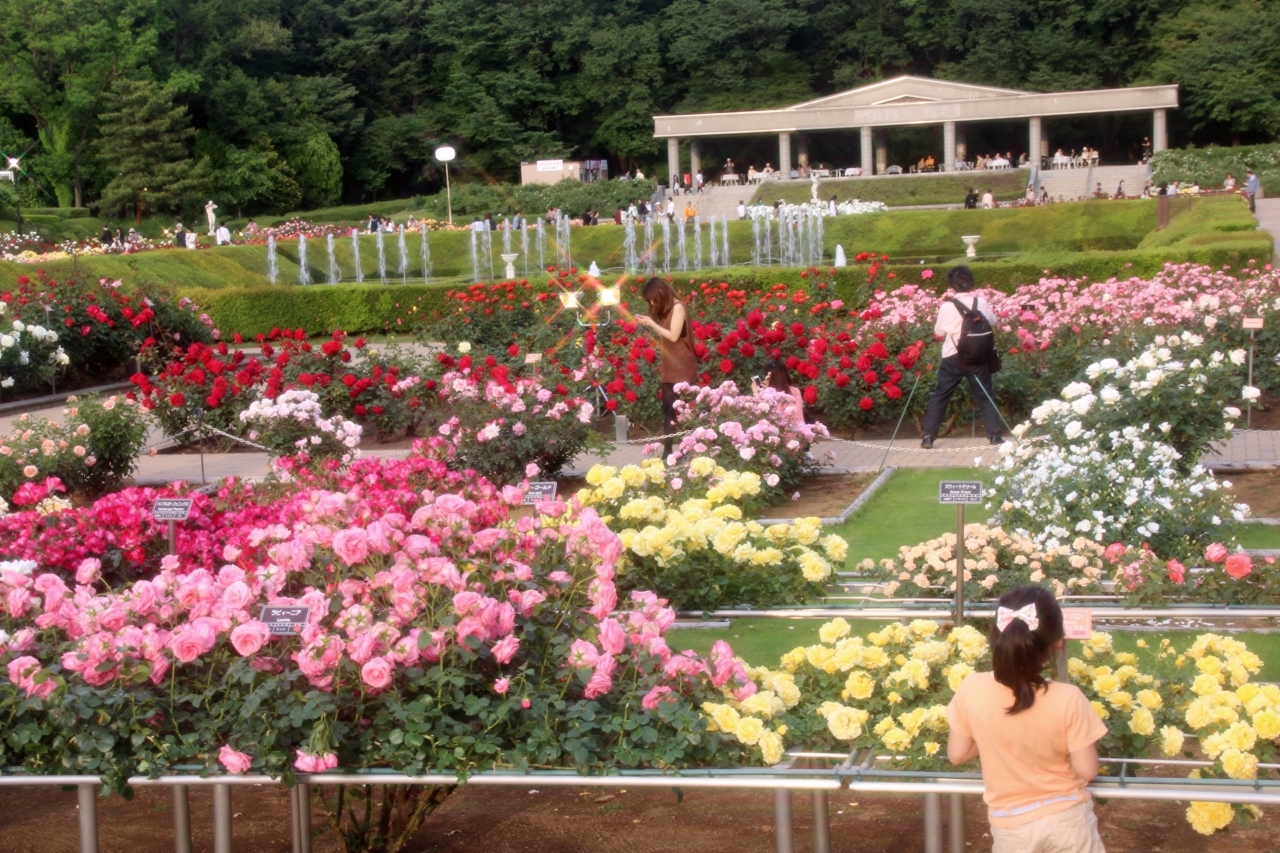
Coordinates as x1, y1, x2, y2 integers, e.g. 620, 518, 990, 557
950, 298, 996, 370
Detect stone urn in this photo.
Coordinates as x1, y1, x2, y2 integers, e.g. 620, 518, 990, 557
961, 235, 980, 258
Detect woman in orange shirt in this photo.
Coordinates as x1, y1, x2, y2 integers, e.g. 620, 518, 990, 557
635, 278, 698, 458
947, 586, 1108, 853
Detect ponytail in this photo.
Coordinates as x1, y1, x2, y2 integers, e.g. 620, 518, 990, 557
990, 586, 1064, 715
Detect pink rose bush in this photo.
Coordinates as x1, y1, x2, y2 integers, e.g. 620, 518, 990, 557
0, 440, 775, 800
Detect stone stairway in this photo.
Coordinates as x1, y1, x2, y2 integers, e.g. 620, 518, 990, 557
1036, 164, 1149, 201
692, 184, 748, 220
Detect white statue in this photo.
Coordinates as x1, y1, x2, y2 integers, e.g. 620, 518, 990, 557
810, 172, 820, 202
205, 200, 218, 235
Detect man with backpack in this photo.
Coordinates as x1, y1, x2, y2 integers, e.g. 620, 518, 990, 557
920, 265, 1003, 449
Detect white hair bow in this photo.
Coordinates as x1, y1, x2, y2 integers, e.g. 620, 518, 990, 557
996, 603, 1039, 632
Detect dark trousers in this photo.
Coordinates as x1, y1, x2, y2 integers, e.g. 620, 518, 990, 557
1248, 192, 1257, 213
921, 356, 1003, 439
660, 383, 679, 457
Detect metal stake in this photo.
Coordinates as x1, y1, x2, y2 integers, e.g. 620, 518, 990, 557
811, 789, 831, 853
948, 793, 965, 853
213, 784, 232, 853
77, 783, 99, 853
773, 788, 795, 853
298, 783, 312, 853
167, 520, 177, 556
1247, 327, 1255, 428
172, 784, 192, 853
954, 505, 966, 627
290, 786, 301, 853
924, 792, 943, 853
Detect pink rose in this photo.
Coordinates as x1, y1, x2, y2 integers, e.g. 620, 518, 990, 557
525, 462, 540, 478
641, 685, 673, 711
361, 657, 394, 691
597, 618, 626, 656
218, 745, 252, 774
567, 639, 599, 668
294, 750, 339, 773
583, 669, 612, 699
75, 558, 102, 585
230, 621, 271, 657
494, 677, 510, 695
1166, 560, 1186, 585
1103, 543, 1127, 564
171, 629, 207, 663
1204, 543, 1229, 564
491, 635, 520, 665
7, 655, 39, 690
1225, 553, 1253, 580
332, 529, 370, 565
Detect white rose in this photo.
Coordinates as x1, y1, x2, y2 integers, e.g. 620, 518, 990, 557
1204, 316, 1217, 329
457, 341, 471, 353
1064, 421, 1083, 440
1100, 386, 1121, 404
1062, 381, 1092, 400
1243, 386, 1261, 401
1229, 350, 1247, 366
1071, 395, 1094, 415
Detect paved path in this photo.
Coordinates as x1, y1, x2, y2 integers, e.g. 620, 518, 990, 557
125, 431, 1280, 486
1254, 197, 1280, 249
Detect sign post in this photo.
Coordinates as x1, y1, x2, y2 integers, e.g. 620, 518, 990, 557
938, 481, 984, 626
1244, 317, 1264, 428
152, 498, 194, 556
1059, 608, 1093, 682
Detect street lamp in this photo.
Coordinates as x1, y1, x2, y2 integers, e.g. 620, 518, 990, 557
435, 146, 456, 226
3, 156, 22, 234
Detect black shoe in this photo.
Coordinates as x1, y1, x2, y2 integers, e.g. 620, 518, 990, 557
989, 435, 1003, 445
921, 437, 934, 449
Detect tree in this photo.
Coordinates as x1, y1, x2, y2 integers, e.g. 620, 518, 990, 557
287, 132, 343, 208
0, 0, 158, 207
95, 77, 205, 222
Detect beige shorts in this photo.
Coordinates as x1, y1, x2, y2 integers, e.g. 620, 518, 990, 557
991, 800, 1106, 853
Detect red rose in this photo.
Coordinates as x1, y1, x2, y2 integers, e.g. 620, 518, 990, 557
835, 373, 850, 387
862, 371, 878, 385
719, 359, 733, 373
354, 405, 367, 416
508, 344, 520, 356
168, 393, 185, 407
803, 385, 817, 404
321, 340, 342, 356
859, 397, 874, 410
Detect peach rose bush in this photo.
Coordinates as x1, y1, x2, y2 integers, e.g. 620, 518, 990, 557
0, 441, 771, 853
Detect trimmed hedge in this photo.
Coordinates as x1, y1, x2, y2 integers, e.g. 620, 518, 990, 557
1151, 144, 1280, 196
753, 169, 1030, 208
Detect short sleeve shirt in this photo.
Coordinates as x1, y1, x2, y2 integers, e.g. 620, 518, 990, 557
948, 672, 1107, 827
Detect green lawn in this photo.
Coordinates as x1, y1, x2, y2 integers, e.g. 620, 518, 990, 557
752, 170, 1030, 208
1240, 525, 1280, 550
828, 468, 995, 566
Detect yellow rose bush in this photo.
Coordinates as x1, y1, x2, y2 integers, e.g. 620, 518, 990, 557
578, 458, 842, 610
858, 524, 1107, 601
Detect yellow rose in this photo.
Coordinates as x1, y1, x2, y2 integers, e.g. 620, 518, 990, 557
1252, 709, 1280, 740
886, 691, 903, 706
806, 645, 835, 670
585, 465, 616, 486
780, 647, 808, 673
759, 730, 785, 765
776, 681, 802, 710
860, 647, 891, 670
1086, 632, 1114, 657
1090, 701, 1110, 720
924, 741, 940, 756
1185, 698, 1214, 730
898, 707, 928, 737
873, 715, 897, 736
909, 640, 950, 666
734, 716, 766, 746
826, 705, 870, 741
1186, 801, 1234, 835
706, 703, 740, 734
1113, 652, 1138, 666
688, 457, 716, 477
1192, 674, 1222, 696
822, 534, 849, 562
909, 619, 939, 639
1159, 726, 1185, 757
1224, 722, 1257, 752
947, 662, 974, 691
1196, 656, 1223, 677
819, 618, 851, 645
619, 464, 647, 488
740, 692, 781, 720
1092, 674, 1121, 695
1137, 690, 1163, 710
1220, 748, 1258, 780
845, 671, 876, 701
881, 727, 912, 751
1128, 707, 1155, 736
1107, 691, 1135, 713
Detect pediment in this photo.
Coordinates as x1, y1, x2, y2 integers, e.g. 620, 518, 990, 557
788, 76, 1030, 111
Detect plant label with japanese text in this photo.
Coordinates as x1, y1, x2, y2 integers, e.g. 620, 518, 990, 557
152, 498, 194, 522
522, 482, 558, 505
1062, 608, 1093, 640
938, 481, 984, 504
1243, 317, 1264, 330
260, 606, 311, 636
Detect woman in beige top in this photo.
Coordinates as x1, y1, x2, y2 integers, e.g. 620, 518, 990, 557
635, 278, 698, 457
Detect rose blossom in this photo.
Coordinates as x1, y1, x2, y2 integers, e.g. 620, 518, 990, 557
294, 750, 339, 773
1204, 543, 1229, 564
332, 528, 370, 565
218, 746, 252, 774
361, 657, 394, 691
494, 677, 510, 695
1224, 553, 1252, 580
230, 621, 271, 657
1165, 559, 1186, 585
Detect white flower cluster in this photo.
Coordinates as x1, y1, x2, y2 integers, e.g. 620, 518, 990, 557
995, 336, 1251, 555
0, 318, 69, 388
239, 388, 363, 452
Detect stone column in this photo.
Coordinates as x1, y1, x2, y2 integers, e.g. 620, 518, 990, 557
943, 122, 956, 172
956, 125, 967, 166
1028, 118, 1042, 169
779, 133, 792, 178
1153, 109, 1168, 153
690, 139, 701, 180
666, 137, 680, 188
860, 127, 873, 175
797, 133, 809, 169
874, 129, 887, 175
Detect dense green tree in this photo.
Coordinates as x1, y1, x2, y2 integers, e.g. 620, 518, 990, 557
95, 77, 205, 222
289, 132, 344, 208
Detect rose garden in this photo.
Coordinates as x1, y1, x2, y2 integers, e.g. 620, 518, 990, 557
0, 185, 1279, 853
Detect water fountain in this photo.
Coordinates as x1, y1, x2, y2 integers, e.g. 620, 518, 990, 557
469, 228, 481, 282
708, 216, 719, 268
520, 222, 530, 277
556, 214, 571, 267
661, 217, 671, 273
326, 233, 340, 284
351, 229, 364, 283
834, 245, 847, 267
480, 226, 495, 280
298, 234, 311, 285
375, 228, 387, 284
721, 214, 730, 266
266, 235, 278, 283
693, 216, 704, 271
676, 216, 688, 272
420, 227, 432, 281
813, 208, 825, 266
623, 217, 637, 273
764, 215, 773, 266
502, 219, 512, 256
535, 219, 546, 271
397, 226, 408, 284
643, 218, 655, 275
751, 216, 762, 266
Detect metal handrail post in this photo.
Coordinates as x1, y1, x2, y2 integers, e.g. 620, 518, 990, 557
173, 784, 192, 853
924, 792, 943, 853
774, 788, 795, 853
948, 793, 965, 853
212, 783, 232, 853
811, 787, 831, 853
299, 783, 313, 853
77, 783, 99, 853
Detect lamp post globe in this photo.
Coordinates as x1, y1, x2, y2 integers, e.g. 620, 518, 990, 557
435, 146, 457, 226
